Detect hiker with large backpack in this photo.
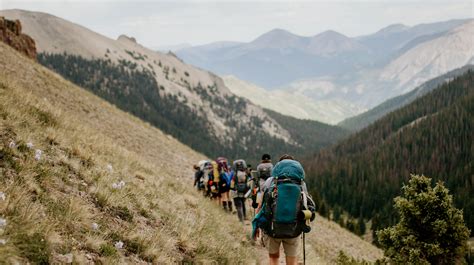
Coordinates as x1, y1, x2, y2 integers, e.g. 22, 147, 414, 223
208, 160, 221, 202
230, 159, 250, 222
255, 154, 273, 212
216, 157, 233, 212
252, 154, 316, 265
198, 160, 212, 196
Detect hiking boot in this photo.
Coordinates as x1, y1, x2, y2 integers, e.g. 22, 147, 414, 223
222, 201, 227, 211
228, 201, 233, 212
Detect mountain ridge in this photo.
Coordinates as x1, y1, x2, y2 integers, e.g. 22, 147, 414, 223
177, 18, 473, 124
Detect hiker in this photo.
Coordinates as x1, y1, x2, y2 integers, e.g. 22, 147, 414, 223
193, 164, 202, 189
198, 160, 212, 196
230, 159, 250, 222
208, 161, 221, 202
216, 157, 232, 212
255, 154, 274, 213
252, 154, 316, 265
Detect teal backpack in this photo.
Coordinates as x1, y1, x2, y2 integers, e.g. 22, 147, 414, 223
263, 159, 308, 238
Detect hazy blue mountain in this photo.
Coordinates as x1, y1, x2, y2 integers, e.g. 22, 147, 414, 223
176, 19, 470, 89
177, 28, 373, 88
357, 19, 469, 60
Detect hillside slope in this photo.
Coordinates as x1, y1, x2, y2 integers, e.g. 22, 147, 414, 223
0, 41, 260, 263
304, 70, 474, 237
339, 65, 474, 131
0, 40, 383, 263
223, 75, 364, 124
0, 9, 346, 163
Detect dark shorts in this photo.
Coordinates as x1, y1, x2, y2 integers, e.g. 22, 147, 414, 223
219, 183, 230, 193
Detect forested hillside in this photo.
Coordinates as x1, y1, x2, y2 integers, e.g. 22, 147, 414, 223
339, 65, 474, 131
264, 108, 349, 156
38, 53, 346, 164
304, 71, 474, 238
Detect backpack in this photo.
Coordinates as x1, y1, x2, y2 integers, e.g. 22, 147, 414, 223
235, 170, 249, 194
263, 159, 307, 238
198, 160, 211, 171
257, 162, 273, 181
222, 171, 232, 186
216, 157, 229, 172
233, 159, 247, 172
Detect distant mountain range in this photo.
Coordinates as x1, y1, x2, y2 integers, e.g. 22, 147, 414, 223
0, 9, 346, 163
177, 19, 474, 124
339, 64, 474, 131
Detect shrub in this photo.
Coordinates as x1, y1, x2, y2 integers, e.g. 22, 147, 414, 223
16, 232, 50, 264
377, 175, 470, 264
100, 243, 117, 256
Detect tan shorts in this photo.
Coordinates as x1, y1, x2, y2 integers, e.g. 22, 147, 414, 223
263, 234, 299, 257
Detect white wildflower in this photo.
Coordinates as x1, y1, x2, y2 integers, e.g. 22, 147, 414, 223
35, 149, 42, 161
112, 183, 119, 189
0, 192, 5, 201
8, 141, 16, 149
0, 218, 6, 227
106, 164, 113, 173
91, 222, 99, 230
0, 239, 6, 245
118, 180, 126, 188
114, 240, 124, 249
26, 142, 34, 149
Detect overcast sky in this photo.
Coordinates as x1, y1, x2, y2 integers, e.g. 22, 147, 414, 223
1, 0, 473, 47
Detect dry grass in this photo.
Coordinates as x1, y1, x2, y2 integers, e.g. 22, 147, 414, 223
0, 42, 383, 264
0, 42, 260, 264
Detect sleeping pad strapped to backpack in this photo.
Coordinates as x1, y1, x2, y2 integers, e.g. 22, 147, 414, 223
262, 159, 310, 238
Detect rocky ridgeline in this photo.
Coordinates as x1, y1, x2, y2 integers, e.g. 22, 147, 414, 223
0, 17, 36, 60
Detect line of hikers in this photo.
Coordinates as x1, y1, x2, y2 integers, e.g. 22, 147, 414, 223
193, 154, 316, 265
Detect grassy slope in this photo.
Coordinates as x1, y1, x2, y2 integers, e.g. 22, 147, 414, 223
0, 42, 259, 264
0, 42, 383, 264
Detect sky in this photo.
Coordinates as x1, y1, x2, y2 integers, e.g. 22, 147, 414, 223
1, 0, 473, 48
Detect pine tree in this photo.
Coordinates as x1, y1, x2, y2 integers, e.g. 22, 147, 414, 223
357, 216, 366, 236
377, 175, 470, 264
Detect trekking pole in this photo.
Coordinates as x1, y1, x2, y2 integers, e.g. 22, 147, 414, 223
303, 232, 306, 265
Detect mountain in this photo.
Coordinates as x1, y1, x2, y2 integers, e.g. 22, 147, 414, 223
223, 75, 364, 124
177, 19, 473, 124
0, 25, 384, 264
0, 9, 346, 164
357, 19, 468, 58
177, 28, 372, 89
280, 19, 474, 123
303, 70, 474, 238
339, 65, 474, 131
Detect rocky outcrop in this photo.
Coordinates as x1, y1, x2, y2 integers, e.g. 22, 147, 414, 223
0, 17, 36, 59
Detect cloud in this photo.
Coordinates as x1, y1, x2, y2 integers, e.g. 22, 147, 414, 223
2, 0, 472, 47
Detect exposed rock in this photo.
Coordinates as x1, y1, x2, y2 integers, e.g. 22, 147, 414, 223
0, 17, 36, 60
117, 34, 136, 43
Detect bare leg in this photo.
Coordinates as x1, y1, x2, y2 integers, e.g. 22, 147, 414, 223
269, 253, 279, 265
285, 256, 297, 265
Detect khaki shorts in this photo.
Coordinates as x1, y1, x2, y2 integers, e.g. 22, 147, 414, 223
263, 234, 299, 257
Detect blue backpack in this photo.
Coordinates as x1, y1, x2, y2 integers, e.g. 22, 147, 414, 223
263, 159, 306, 238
